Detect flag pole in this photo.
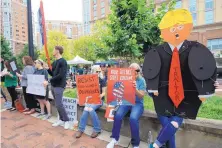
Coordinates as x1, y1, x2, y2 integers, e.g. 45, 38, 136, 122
40, 0, 51, 69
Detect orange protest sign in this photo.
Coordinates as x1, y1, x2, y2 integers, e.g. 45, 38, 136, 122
105, 105, 115, 122
76, 74, 101, 106
107, 68, 136, 105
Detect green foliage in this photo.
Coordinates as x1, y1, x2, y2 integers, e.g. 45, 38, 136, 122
1, 36, 13, 60
39, 31, 72, 63
106, 0, 176, 60
64, 88, 77, 98
16, 44, 40, 69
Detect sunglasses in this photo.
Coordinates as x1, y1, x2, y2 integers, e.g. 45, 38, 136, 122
96, 71, 101, 73
135, 69, 140, 73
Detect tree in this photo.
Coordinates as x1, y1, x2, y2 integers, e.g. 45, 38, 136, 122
40, 31, 72, 63
1, 36, 13, 60
91, 19, 111, 60
106, 0, 176, 61
16, 44, 40, 69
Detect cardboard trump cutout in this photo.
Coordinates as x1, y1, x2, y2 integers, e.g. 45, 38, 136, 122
143, 9, 217, 120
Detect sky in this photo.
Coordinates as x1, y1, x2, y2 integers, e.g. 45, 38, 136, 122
32, 0, 83, 22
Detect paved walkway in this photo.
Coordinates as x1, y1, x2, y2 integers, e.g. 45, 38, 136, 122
1, 110, 118, 148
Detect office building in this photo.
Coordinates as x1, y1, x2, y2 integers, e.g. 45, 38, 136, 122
82, 0, 91, 35
1, 0, 33, 55
156, 0, 222, 58
36, 20, 83, 48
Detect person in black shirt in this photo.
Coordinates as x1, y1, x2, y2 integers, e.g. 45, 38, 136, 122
45, 46, 69, 129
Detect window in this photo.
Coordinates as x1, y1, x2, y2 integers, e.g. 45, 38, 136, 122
205, 11, 213, 24
205, 0, 214, 24
101, 7, 105, 17
94, 10, 97, 17
101, 1, 105, 7
207, 39, 222, 50
4, 3, 7, 5
189, 0, 197, 26
93, 4, 97, 10
93, 0, 97, 4
205, 0, 213, 10
175, 0, 182, 8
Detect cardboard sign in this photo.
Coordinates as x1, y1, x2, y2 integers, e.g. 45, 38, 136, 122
26, 74, 46, 96
76, 74, 101, 106
105, 105, 115, 122
107, 68, 136, 105
8, 59, 19, 73
62, 97, 77, 122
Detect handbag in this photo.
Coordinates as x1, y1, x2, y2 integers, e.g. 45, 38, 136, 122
14, 95, 25, 112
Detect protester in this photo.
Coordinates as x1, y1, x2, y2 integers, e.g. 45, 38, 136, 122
0, 58, 11, 109
75, 66, 106, 138
77, 65, 84, 75
46, 46, 70, 129
106, 63, 146, 148
33, 59, 51, 120
16, 56, 36, 115
3, 61, 18, 111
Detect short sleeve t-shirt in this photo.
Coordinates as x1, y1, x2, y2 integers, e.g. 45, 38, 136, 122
135, 76, 146, 104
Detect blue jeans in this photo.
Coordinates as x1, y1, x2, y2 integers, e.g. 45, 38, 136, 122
155, 115, 183, 148
78, 103, 102, 133
111, 103, 144, 146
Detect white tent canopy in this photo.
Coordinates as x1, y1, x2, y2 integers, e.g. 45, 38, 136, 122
67, 55, 93, 65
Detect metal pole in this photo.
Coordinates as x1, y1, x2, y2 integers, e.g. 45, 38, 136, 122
27, 0, 34, 58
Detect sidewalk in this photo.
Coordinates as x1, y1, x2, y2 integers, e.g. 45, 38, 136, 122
1, 110, 114, 148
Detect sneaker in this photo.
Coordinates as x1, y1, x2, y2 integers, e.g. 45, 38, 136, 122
52, 120, 64, 127
4, 101, 12, 109
36, 113, 45, 118
64, 121, 70, 130
106, 138, 118, 148
42, 114, 52, 120
10, 108, 16, 112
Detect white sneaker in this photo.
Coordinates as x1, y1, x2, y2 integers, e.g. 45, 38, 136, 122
52, 120, 64, 127
134, 147, 139, 148
64, 121, 70, 130
106, 138, 118, 148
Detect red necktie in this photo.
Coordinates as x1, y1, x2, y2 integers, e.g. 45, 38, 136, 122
169, 47, 184, 108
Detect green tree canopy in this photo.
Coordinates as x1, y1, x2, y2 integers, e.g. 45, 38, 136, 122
1, 36, 13, 60
16, 44, 39, 69
106, 0, 176, 61
40, 31, 72, 63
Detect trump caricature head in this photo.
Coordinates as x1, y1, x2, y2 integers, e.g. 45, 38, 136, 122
158, 9, 193, 47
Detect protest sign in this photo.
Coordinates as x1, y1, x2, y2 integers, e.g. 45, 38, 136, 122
62, 97, 77, 122
76, 74, 101, 106
105, 105, 115, 122
107, 68, 136, 105
26, 74, 46, 96
8, 59, 19, 73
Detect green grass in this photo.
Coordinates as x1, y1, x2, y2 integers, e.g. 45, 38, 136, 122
64, 88, 77, 98
64, 89, 222, 120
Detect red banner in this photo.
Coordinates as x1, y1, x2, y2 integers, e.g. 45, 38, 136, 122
39, 0, 51, 69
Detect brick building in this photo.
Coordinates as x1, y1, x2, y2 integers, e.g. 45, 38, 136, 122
36, 20, 83, 49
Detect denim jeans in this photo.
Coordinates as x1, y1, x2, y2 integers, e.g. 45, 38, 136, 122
111, 103, 144, 146
155, 115, 183, 148
78, 103, 102, 133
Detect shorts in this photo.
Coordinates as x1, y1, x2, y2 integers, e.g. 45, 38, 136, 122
35, 95, 47, 100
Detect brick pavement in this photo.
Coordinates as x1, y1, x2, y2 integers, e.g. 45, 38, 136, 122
1, 111, 122, 148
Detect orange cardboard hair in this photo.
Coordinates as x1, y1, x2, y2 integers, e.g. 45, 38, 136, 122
159, 9, 193, 47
